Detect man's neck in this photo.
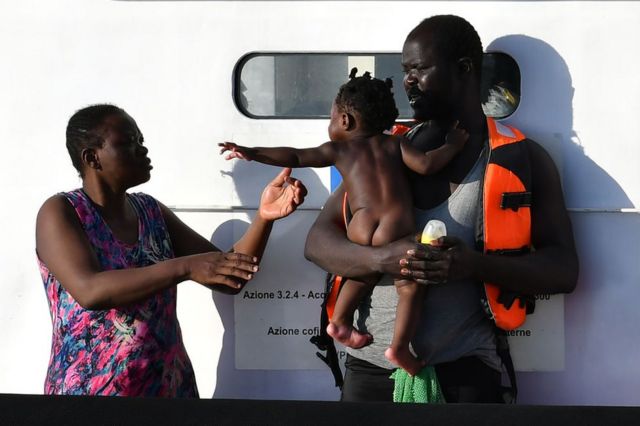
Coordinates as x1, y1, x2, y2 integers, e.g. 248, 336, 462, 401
433, 101, 486, 136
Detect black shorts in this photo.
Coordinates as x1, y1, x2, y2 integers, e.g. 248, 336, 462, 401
341, 354, 503, 403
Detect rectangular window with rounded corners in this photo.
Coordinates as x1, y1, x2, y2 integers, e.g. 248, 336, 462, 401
234, 52, 519, 120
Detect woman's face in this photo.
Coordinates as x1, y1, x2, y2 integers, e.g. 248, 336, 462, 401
93, 113, 152, 188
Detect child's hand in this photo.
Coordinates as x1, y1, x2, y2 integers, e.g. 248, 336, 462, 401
444, 120, 469, 152
219, 142, 254, 161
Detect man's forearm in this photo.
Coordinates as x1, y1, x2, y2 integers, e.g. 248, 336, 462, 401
305, 184, 414, 280
472, 246, 578, 295
304, 221, 382, 278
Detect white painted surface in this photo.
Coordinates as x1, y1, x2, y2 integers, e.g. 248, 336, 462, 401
0, 0, 638, 405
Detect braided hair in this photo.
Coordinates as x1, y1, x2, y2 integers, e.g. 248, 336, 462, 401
66, 104, 125, 176
408, 15, 483, 82
334, 68, 399, 133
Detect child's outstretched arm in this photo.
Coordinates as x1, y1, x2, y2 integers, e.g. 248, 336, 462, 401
400, 122, 469, 175
219, 141, 339, 168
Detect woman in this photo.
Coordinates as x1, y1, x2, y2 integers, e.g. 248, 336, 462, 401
35, 104, 307, 397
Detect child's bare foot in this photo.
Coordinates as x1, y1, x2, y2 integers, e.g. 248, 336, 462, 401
326, 322, 373, 349
385, 346, 426, 376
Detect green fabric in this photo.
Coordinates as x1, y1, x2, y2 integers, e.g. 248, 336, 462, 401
390, 366, 445, 403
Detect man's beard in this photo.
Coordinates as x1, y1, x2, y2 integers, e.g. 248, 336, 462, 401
407, 87, 451, 122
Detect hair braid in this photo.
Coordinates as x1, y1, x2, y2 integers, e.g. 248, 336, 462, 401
335, 68, 399, 133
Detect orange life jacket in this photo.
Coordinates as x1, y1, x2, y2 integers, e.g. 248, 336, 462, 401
479, 117, 533, 330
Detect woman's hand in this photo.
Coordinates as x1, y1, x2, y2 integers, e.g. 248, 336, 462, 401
258, 168, 307, 221
398, 236, 479, 285
186, 251, 259, 291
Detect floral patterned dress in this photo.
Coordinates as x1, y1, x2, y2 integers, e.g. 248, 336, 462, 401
39, 189, 198, 397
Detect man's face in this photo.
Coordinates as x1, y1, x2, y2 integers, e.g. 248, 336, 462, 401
401, 34, 457, 121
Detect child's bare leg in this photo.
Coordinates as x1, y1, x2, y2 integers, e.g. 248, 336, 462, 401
327, 278, 374, 349
384, 279, 426, 376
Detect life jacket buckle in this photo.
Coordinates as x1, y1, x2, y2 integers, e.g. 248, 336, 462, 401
500, 191, 532, 211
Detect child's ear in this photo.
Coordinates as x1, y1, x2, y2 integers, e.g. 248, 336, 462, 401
343, 112, 357, 131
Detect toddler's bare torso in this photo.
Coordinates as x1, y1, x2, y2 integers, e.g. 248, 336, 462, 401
334, 134, 414, 246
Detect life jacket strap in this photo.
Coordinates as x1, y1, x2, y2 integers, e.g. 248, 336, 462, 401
309, 272, 344, 389
496, 328, 518, 404
486, 246, 530, 256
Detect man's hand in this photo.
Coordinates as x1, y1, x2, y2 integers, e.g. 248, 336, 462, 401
372, 235, 421, 277
398, 236, 478, 285
219, 142, 256, 161
258, 168, 307, 221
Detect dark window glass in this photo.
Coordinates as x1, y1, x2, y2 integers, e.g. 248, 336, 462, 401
480, 52, 521, 119
234, 52, 519, 119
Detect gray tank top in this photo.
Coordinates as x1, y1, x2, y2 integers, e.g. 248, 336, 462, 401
347, 146, 502, 371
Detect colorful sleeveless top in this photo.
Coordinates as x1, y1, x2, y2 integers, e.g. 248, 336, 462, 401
39, 189, 198, 397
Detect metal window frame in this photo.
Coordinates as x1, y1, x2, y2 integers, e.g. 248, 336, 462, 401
233, 51, 521, 120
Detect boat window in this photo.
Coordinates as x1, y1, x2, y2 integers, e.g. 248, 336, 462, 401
234, 52, 519, 119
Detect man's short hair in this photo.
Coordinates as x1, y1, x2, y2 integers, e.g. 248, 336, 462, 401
408, 15, 483, 82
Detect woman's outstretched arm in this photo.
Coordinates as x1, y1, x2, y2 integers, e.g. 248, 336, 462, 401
36, 195, 258, 310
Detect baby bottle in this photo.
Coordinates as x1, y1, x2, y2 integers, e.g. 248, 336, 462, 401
421, 220, 447, 245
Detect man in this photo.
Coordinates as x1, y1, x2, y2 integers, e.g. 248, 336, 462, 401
304, 15, 578, 403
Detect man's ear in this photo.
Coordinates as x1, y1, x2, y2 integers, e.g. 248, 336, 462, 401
81, 148, 101, 171
457, 57, 473, 75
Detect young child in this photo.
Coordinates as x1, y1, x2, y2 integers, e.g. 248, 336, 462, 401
219, 69, 467, 375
